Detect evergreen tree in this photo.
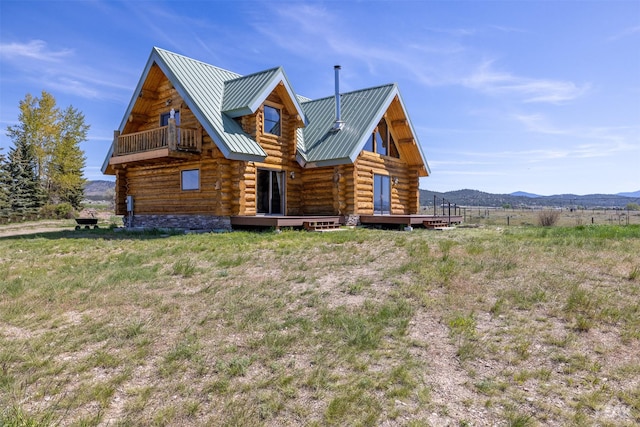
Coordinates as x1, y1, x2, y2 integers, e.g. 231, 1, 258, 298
6, 138, 45, 216
0, 150, 11, 218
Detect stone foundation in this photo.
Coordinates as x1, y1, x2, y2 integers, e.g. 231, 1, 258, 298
343, 215, 360, 226
126, 214, 231, 231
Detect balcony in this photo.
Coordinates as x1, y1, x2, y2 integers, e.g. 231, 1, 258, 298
110, 121, 202, 166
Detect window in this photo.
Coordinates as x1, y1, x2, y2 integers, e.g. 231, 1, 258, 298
257, 169, 284, 214
160, 110, 180, 126
373, 174, 391, 215
181, 169, 199, 191
264, 105, 281, 136
363, 118, 399, 158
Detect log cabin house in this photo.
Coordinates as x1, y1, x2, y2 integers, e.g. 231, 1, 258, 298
102, 47, 435, 230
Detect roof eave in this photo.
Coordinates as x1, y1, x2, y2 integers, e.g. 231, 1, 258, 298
298, 156, 353, 169
345, 84, 398, 162
392, 87, 430, 173
252, 69, 307, 125
102, 48, 162, 172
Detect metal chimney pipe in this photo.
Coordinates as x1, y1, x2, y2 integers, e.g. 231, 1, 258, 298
333, 65, 344, 131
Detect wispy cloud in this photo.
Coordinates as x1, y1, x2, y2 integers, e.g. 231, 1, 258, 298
431, 169, 506, 176
514, 113, 639, 146
490, 25, 528, 34
425, 27, 477, 37
0, 39, 131, 101
463, 60, 589, 103
251, 4, 590, 104
0, 40, 73, 62
607, 25, 640, 41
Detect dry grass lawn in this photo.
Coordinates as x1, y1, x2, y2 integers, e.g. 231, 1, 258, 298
0, 223, 639, 426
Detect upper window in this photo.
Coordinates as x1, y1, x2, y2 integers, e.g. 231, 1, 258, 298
181, 169, 199, 191
160, 110, 180, 126
264, 105, 281, 136
363, 118, 399, 158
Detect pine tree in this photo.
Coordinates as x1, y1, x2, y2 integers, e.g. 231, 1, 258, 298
0, 150, 11, 219
6, 138, 45, 217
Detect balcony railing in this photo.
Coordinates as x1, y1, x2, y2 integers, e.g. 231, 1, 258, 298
114, 123, 202, 156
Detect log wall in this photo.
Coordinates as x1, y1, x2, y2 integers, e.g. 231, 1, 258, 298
355, 152, 419, 215
300, 167, 338, 215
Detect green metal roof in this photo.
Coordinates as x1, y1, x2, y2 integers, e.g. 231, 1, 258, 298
222, 67, 306, 123
221, 68, 281, 116
104, 47, 428, 175
152, 48, 267, 160
296, 83, 430, 174
298, 84, 397, 166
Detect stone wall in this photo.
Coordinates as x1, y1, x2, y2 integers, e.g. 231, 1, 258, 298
126, 214, 231, 231
343, 215, 360, 226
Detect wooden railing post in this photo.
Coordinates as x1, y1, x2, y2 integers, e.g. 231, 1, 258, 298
196, 125, 202, 151
168, 117, 177, 150
113, 130, 121, 155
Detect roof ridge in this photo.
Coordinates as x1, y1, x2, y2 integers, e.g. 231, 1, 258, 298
223, 66, 283, 83
153, 46, 241, 79
301, 83, 396, 104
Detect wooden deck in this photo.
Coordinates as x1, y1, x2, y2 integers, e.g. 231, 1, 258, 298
230, 214, 462, 230
360, 215, 463, 228
230, 215, 343, 229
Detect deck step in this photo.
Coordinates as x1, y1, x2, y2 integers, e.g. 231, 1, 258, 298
303, 221, 341, 231
423, 220, 450, 229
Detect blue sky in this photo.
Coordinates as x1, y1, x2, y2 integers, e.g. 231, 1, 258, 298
1, 0, 639, 196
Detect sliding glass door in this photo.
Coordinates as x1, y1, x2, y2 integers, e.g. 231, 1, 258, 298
257, 169, 284, 214
373, 174, 391, 215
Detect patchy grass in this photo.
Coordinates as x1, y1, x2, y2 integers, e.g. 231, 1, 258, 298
0, 224, 639, 426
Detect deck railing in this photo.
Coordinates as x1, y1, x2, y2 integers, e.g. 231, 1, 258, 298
114, 123, 201, 156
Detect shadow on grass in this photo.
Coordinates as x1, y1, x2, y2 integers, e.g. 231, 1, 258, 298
0, 227, 188, 241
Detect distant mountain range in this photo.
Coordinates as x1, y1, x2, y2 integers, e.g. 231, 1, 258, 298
420, 189, 640, 209
86, 180, 639, 209
84, 180, 115, 201
510, 190, 640, 199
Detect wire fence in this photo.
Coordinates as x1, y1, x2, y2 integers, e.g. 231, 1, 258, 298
456, 207, 640, 227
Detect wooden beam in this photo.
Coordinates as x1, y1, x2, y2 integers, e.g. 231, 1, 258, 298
399, 138, 415, 145
128, 113, 148, 123
138, 90, 158, 100
392, 119, 408, 127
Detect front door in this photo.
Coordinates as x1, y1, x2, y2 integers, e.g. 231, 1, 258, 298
373, 174, 391, 215
257, 169, 284, 214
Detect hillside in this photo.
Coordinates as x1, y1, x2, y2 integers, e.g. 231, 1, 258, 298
420, 188, 640, 209
84, 180, 115, 201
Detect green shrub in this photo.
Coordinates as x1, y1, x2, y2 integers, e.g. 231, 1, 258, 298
39, 203, 76, 219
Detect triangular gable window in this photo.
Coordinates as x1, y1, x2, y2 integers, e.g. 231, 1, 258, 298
363, 118, 399, 158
